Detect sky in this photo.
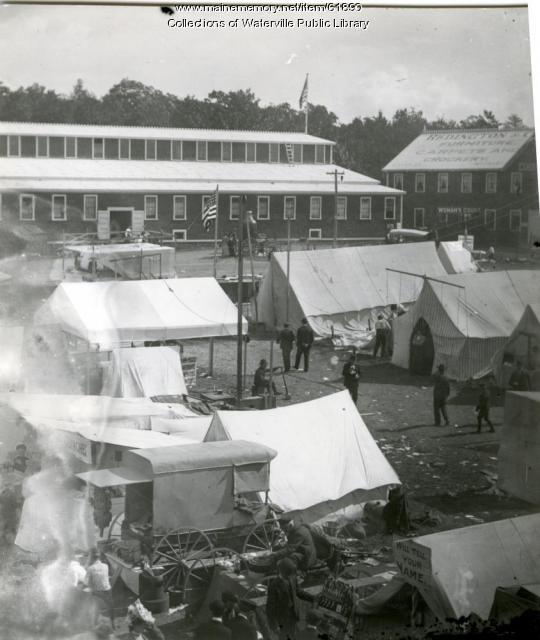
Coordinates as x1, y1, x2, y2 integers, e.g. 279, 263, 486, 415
0, 2, 536, 126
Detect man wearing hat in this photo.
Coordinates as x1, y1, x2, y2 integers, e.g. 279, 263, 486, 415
294, 318, 314, 373
195, 600, 232, 640
221, 591, 257, 640
277, 323, 296, 372
266, 558, 314, 640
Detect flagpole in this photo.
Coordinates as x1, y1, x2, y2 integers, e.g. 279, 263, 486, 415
304, 73, 309, 134
212, 184, 219, 279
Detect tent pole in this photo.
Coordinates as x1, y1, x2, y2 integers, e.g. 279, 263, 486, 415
62, 232, 65, 280
385, 267, 466, 289
286, 215, 291, 322
236, 198, 246, 406
243, 336, 248, 391
268, 339, 274, 408
209, 337, 214, 377
85, 342, 90, 395
245, 211, 259, 323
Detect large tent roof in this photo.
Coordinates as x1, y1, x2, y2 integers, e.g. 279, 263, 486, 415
420, 271, 538, 339
394, 513, 540, 620
204, 390, 400, 520
35, 277, 246, 348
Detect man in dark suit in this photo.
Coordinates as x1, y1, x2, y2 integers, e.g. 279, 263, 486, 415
294, 318, 314, 372
277, 323, 296, 372
221, 591, 258, 640
266, 558, 314, 640
194, 600, 232, 640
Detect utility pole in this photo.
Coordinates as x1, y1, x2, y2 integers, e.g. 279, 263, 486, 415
327, 169, 345, 248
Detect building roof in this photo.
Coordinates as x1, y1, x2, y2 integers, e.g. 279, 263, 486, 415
0, 158, 403, 195
383, 128, 535, 172
0, 121, 334, 145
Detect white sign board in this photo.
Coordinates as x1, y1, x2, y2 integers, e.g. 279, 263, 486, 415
394, 539, 432, 589
97, 210, 110, 241
458, 235, 474, 252
63, 432, 93, 464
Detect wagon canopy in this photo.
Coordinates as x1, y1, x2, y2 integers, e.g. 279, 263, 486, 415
256, 243, 446, 347
35, 277, 247, 349
204, 390, 400, 522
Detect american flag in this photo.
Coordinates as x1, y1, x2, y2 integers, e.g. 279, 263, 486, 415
202, 185, 218, 232
299, 74, 309, 111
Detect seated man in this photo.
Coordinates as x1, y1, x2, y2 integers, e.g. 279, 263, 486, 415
252, 359, 280, 396
275, 516, 338, 573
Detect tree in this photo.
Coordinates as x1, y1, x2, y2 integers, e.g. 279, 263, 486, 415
205, 89, 261, 129
459, 110, 499, 129
101, 79, 175, 126
68, 79, 103, 124
504, 113, 525, 129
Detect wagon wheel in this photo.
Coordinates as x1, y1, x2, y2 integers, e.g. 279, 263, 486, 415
105, 511, 125, 543
242, 518, 286, 555
152, 527, 215, 596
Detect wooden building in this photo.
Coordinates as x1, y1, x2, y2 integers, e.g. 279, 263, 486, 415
0, 122, 403, 247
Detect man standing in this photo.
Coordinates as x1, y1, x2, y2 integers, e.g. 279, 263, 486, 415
476, 383, 495, 433
433, 364, 450, 426
342, 353, 361, 404
85, 550, 115, 628
294, 318, 314, 372
373, 314, 391, 358
277, 323, 295, 372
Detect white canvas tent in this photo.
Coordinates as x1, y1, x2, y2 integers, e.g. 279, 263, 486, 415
498, 392, 540, 504
393, 514, 540, 621
437, 241, 478, 274
391, 271, 540, 380
101, 346, 188, 398
256, 243, 446, 347
35, 277, 246, 349
491, 304, 540, 389
204, 390, 400, 522
0, 325, 24, 391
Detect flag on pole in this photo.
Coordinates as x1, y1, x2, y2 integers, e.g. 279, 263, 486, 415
299, 75, 309, 111
202, 185, 218, 232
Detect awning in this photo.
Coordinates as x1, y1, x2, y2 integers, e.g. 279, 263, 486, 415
76, 466, 152, 488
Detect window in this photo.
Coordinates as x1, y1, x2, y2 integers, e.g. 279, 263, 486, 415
257, 196, 270, 220
229, 196, 241, 220
8, 135, 20, 156
172, 140, 182, 160
509, 209, 522, 231
144, 195, 158, 220
196, 141, 207, 161
359, 197, 372, 220
414, 208, 425, 228
511, 172, 523, 194
145, 139, 157, 160
173, 229, 187, 242
336, 196, 347, 220
438, 173, 449, 193
52, 195, 67, 221
393, 174, 404, 190
119, 139, 130, 159
93, 138, 104, 159
293, 144, 302, 163
20, 194, 35, 221
173, 195, 187, 220
65, 137, 77, 158
384, 197, 396, 220
232, 143, 246, 162
246, 143, 256, 162
415, 173, 425, 193
315, 145, 325, 164
309, 229, 322, 239
485, 172, 497, 194
221, 142, 232, 162
83, 195, 98, 221
283, 196, 296, 220
484, 209, 496, 230
461, 173, 472, 193
36, 136, 48, 157
309, 196, 322, 220
269, 143, 279, 163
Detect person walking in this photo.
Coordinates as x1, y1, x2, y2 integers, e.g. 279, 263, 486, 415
476, 383, 495, 433
277, 323, 296, 372
342, 353, 361, 404
433, 364, 450, 426
85, 550, 115, 629
373, 314, 391, 358
294, 318, 314, 372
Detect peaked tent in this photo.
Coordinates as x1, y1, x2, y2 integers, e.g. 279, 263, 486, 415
101, 346, 188, 398
204, 390, 400, 522
437, 241, 478, 274
498, 392, 540, 505
391, 271, 540, 380
491, 304, 540, 388
256, 243, 447, 347
393, 513, 540, 621
35, 277, 247, 349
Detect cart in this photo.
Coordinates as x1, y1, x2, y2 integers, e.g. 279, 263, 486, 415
76, 440, 284, 613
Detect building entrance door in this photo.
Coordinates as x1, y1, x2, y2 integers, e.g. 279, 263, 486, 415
109, 209, 133, 234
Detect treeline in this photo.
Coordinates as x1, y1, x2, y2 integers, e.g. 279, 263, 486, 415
0, 78, 527, 179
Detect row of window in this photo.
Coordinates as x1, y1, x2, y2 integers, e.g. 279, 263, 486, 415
391, 171, 524, 195
0, 135, 332, 164
169, 228, 331, 242
8, 194, 398, 222
411, 207, 524, 231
